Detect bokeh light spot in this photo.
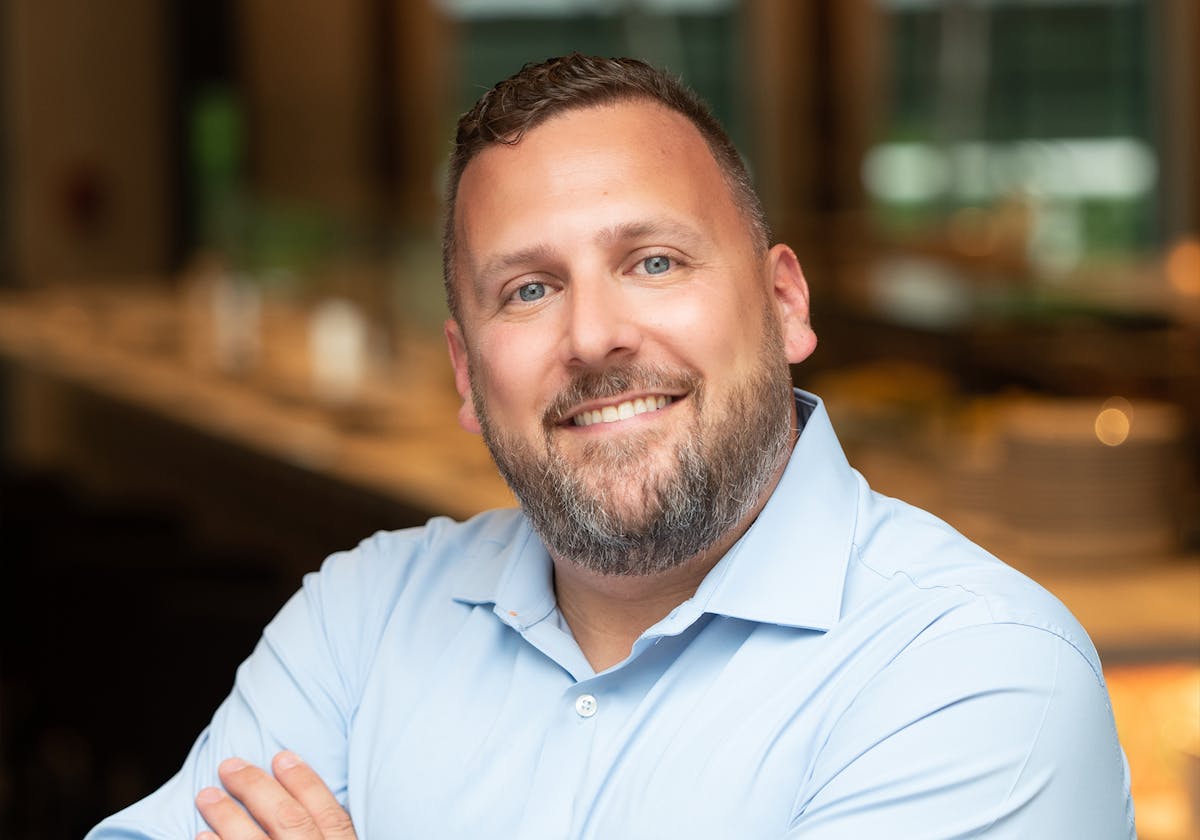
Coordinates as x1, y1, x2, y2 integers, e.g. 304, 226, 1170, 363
1095, 397, 1133, 446
1166, 236, 1200, 296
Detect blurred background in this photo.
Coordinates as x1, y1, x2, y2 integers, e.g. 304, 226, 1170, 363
0, 0, 1197, 837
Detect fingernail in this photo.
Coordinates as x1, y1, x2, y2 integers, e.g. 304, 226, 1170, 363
196, 787, 224, 805
220, 757, 247, 773
275, 750, 301, 770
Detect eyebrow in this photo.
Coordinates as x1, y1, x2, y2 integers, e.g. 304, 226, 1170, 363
472, 217, 706, 294
474, 243, 559, 290
596, 218, 706, 251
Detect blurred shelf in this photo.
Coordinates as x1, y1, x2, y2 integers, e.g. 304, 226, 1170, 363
0, 288, 514, 525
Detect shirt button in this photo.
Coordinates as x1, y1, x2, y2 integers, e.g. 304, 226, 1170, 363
575, 693, 598, 718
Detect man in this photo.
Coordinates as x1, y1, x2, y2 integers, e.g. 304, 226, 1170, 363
89, 54, 1134, 839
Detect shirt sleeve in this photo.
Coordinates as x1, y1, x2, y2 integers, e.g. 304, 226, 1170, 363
786, 622, 1135, 840
83, 530, 418, 840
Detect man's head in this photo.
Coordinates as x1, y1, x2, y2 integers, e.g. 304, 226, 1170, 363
442, 53, 769, 322
443, 55, 817, 576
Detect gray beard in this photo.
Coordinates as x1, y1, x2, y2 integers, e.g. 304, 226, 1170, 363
471, 328, 795, 577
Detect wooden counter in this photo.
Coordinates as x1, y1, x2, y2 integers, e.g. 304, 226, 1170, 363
0, 288, 514, 517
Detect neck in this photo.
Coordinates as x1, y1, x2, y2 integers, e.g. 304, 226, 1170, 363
552, 538, 728, 673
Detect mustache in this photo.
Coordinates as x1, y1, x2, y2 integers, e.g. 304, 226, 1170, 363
543, 364, 700, 426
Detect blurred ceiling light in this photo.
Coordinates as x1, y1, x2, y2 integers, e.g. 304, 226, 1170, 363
868, 258, 974, 328
864, 138, 1156, 203
950, 143, 993, 202
862, 144, 952, 203
1166, 236, 1200, 297
1095, 397, 1133, 447
1026, 138, 1157, 200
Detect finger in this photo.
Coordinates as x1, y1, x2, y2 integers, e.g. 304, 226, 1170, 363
218, 758, 324, 840
272, 751, 357, 839
195, 784, 266, 840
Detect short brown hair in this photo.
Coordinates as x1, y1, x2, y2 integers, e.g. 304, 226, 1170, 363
442, 53, 769, 319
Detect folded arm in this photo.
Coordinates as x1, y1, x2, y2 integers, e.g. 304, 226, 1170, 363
85, 534, 410, 840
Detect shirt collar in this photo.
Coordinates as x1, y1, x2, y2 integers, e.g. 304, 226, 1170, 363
691, 390, 857, 631
450, 513, 558, 630
451, 389, 859, 633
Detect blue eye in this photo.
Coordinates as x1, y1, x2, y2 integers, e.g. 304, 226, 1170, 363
642, 256, 672, 275
517, 283, 546, 302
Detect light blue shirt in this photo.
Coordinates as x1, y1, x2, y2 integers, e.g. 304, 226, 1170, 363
88, 391, 1134, 839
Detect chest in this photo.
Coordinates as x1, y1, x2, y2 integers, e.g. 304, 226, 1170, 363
341, 607, 865, 840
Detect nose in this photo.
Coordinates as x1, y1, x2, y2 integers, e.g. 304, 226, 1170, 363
563, 276, 642, 368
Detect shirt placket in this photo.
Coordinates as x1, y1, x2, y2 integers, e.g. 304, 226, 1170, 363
513, 678, 606, 839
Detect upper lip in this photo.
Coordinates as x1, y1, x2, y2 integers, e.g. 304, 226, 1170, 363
557, 390, 687, 425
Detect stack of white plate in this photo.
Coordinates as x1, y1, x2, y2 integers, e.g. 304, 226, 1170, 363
998, 397, 1187, 562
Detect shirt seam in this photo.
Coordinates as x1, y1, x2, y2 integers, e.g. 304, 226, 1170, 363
853, 550, 1105, 686
788, 619, 1107, 832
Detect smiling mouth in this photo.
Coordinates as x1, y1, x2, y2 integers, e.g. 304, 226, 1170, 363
570, 395, 676, 427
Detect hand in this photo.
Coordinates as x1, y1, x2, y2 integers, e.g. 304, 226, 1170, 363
195, 751, 357, 840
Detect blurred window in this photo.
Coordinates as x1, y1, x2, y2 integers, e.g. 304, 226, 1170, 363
437, 0, 750, 164
869, 0, 1160, 274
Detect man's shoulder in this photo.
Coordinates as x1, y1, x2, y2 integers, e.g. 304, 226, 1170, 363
319, 507, 530, 586
282, 507, 530, 628
348, 507, 529, 558
263, 507, 532, 664
846, 489, 1102, 677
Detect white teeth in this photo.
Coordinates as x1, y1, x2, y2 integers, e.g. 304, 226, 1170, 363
571, 395, 675, 426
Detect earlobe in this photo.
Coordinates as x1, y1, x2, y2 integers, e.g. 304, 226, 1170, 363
766, 244, 818, 364
443, 319, 483, 435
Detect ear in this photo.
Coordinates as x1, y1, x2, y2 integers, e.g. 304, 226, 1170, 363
765, 243, 818, 364
444, 319, 483, 435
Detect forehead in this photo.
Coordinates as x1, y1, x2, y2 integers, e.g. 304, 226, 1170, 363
463, 98, 722, 189
452, 100, 748, 285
